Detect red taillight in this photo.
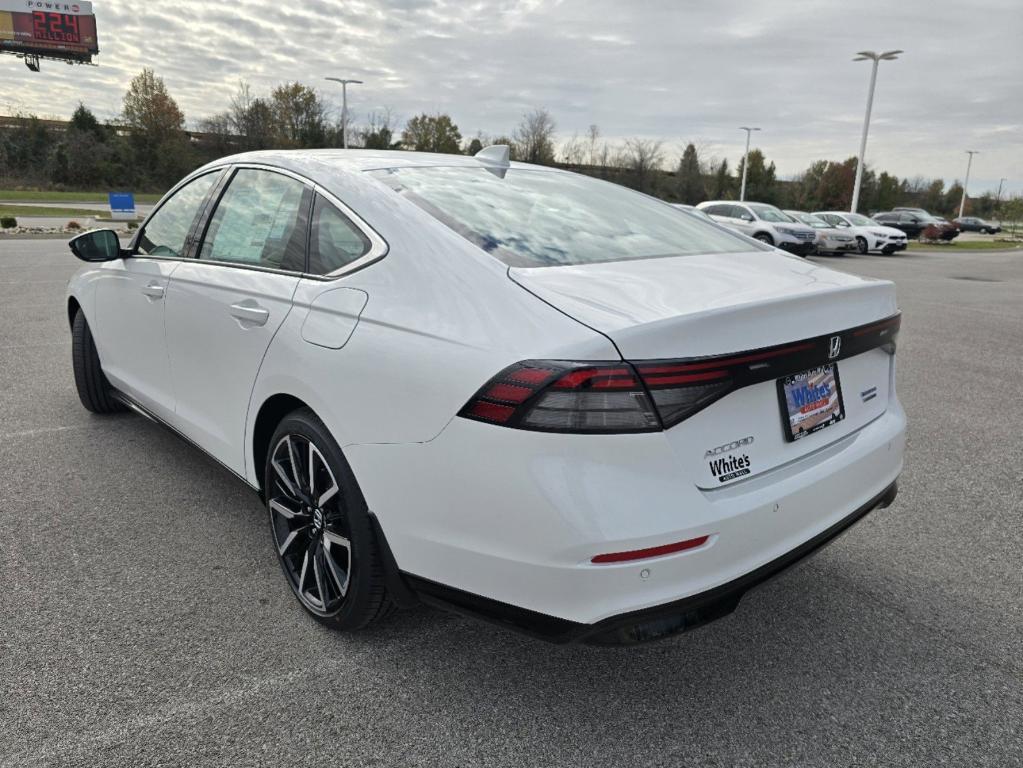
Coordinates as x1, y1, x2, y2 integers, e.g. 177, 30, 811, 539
591, 535, 710, 564
457, 314, 900, 434
458, 361, 661, 433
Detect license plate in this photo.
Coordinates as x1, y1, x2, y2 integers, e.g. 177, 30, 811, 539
777, 364, 845, 442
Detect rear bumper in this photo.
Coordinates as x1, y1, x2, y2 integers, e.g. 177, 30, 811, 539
407, 480, 898, 644
348, 395, 906, 638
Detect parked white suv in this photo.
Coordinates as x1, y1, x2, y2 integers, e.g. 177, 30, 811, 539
814, 212, 908, 255
784, 210, 857, 255
696, 201, 818, 256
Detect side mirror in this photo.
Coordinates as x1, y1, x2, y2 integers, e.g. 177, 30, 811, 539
741, 214, 754, 222
69, 229, 126, 262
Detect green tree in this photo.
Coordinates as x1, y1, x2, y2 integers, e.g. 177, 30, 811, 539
710, 159, 732, 199
921, 179, 946, 213
270, 82, 327, 148
401, 113, 462, 153
735, 149, 778, 203
466, 137, 484, 155
121, 68, 191, 188
944, 181, 965, 216
675, 143, 705, 204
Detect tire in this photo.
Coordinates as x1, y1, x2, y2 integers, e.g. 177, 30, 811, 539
265, 408, 393, 630
980, 227, 989, 234
753, 233, 773, 246
71, 309, 124, 414
856, 237, 869, 255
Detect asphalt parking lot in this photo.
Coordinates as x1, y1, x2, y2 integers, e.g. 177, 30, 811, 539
1, 239, 1021, 767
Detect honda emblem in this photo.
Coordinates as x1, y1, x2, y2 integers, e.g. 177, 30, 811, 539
829, 335, 842, 359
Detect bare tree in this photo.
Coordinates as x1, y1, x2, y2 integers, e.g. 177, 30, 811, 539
560, 133, 586, 165
513, 108, 557, 165
623, 138, 664, 192
359, 109, 398, 149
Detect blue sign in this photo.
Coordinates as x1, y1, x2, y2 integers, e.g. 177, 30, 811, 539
108, 192, 136, 220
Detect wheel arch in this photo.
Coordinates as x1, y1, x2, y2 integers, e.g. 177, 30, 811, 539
67, 296, 82, 331
753, 231, 773, 243
251, 393, 313, 496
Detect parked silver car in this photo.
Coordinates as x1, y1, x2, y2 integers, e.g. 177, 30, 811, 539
696, 201, 818, 256
784, 210, 857, 255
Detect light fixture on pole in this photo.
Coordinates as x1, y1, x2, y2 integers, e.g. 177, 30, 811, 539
738, 126, 760, 202
850, 49, 902, 213
325, 77, 363, 149
959, 150, 979, 218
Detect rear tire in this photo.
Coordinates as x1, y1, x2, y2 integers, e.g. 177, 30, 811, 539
71, 309, 124, 414
265, 408, 393, 631
856, 237, 869, 254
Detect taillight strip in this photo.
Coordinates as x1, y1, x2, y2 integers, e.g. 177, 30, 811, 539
457, 313, 900, 433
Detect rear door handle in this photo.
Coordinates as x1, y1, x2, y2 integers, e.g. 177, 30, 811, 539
141, 282, 165, 300
229, 302, 270, 327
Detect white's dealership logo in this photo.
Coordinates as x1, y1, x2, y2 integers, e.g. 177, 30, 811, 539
708, 454, 751, 483
829, 335, 842, 359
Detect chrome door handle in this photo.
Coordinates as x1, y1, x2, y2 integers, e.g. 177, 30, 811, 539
141, 282, 165, 300
229, 302, 270, 326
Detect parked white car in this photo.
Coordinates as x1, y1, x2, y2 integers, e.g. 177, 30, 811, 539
784, 210, 857, 255
66, 148, 905, 644
813, 211, 908, 255
696, 200, 818, 256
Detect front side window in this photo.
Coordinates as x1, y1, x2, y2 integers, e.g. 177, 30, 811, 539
137, 172, 219, 258
308, 195, 371, 275
199, 169, 311, 271
845, 213, 876, 226
371, 167, 762, 268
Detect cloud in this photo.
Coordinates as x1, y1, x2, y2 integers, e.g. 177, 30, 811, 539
2, 0, 1021, 192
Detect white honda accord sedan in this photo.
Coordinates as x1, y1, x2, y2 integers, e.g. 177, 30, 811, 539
66, 147, 905, 644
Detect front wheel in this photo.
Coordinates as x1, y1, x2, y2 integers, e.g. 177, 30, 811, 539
71, 309, 125, 414
753, 233, 773, 246
980, 227, 990, 234
265, 408, 393, 630
856, 237, 869, 254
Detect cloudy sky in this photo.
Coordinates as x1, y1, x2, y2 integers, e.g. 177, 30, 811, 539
4, 0, 1022, 193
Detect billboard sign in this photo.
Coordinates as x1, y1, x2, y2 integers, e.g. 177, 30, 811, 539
0, 1, 98, 63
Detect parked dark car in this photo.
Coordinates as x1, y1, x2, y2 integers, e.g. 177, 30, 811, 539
954, 216, 1001, 234
873, 212, 959, 241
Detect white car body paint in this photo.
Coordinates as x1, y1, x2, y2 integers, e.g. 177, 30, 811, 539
67, 149, 905, 636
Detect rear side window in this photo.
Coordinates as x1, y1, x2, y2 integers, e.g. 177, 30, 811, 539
371, 166, 762, 268
308, 195, 371, 275
137, 172, 219, 258
199, 169, 312, 271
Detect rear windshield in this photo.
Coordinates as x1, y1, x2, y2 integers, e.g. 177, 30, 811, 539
369, 166, 762, 267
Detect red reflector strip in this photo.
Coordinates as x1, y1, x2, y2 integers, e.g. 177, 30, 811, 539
466, 400, 516, 423
591, 535, 710, 564
484, 382, 534, 404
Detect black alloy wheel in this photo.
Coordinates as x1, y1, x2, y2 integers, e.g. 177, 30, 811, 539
265, 409, 392, 629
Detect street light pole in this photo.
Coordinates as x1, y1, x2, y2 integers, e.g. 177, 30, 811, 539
325, 77, 364, 149
959, 150, 979, 218
738, 126, 760, 202
850, 49, 902, 213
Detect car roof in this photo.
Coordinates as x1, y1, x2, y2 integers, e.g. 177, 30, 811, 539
197, 148, 553, 176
